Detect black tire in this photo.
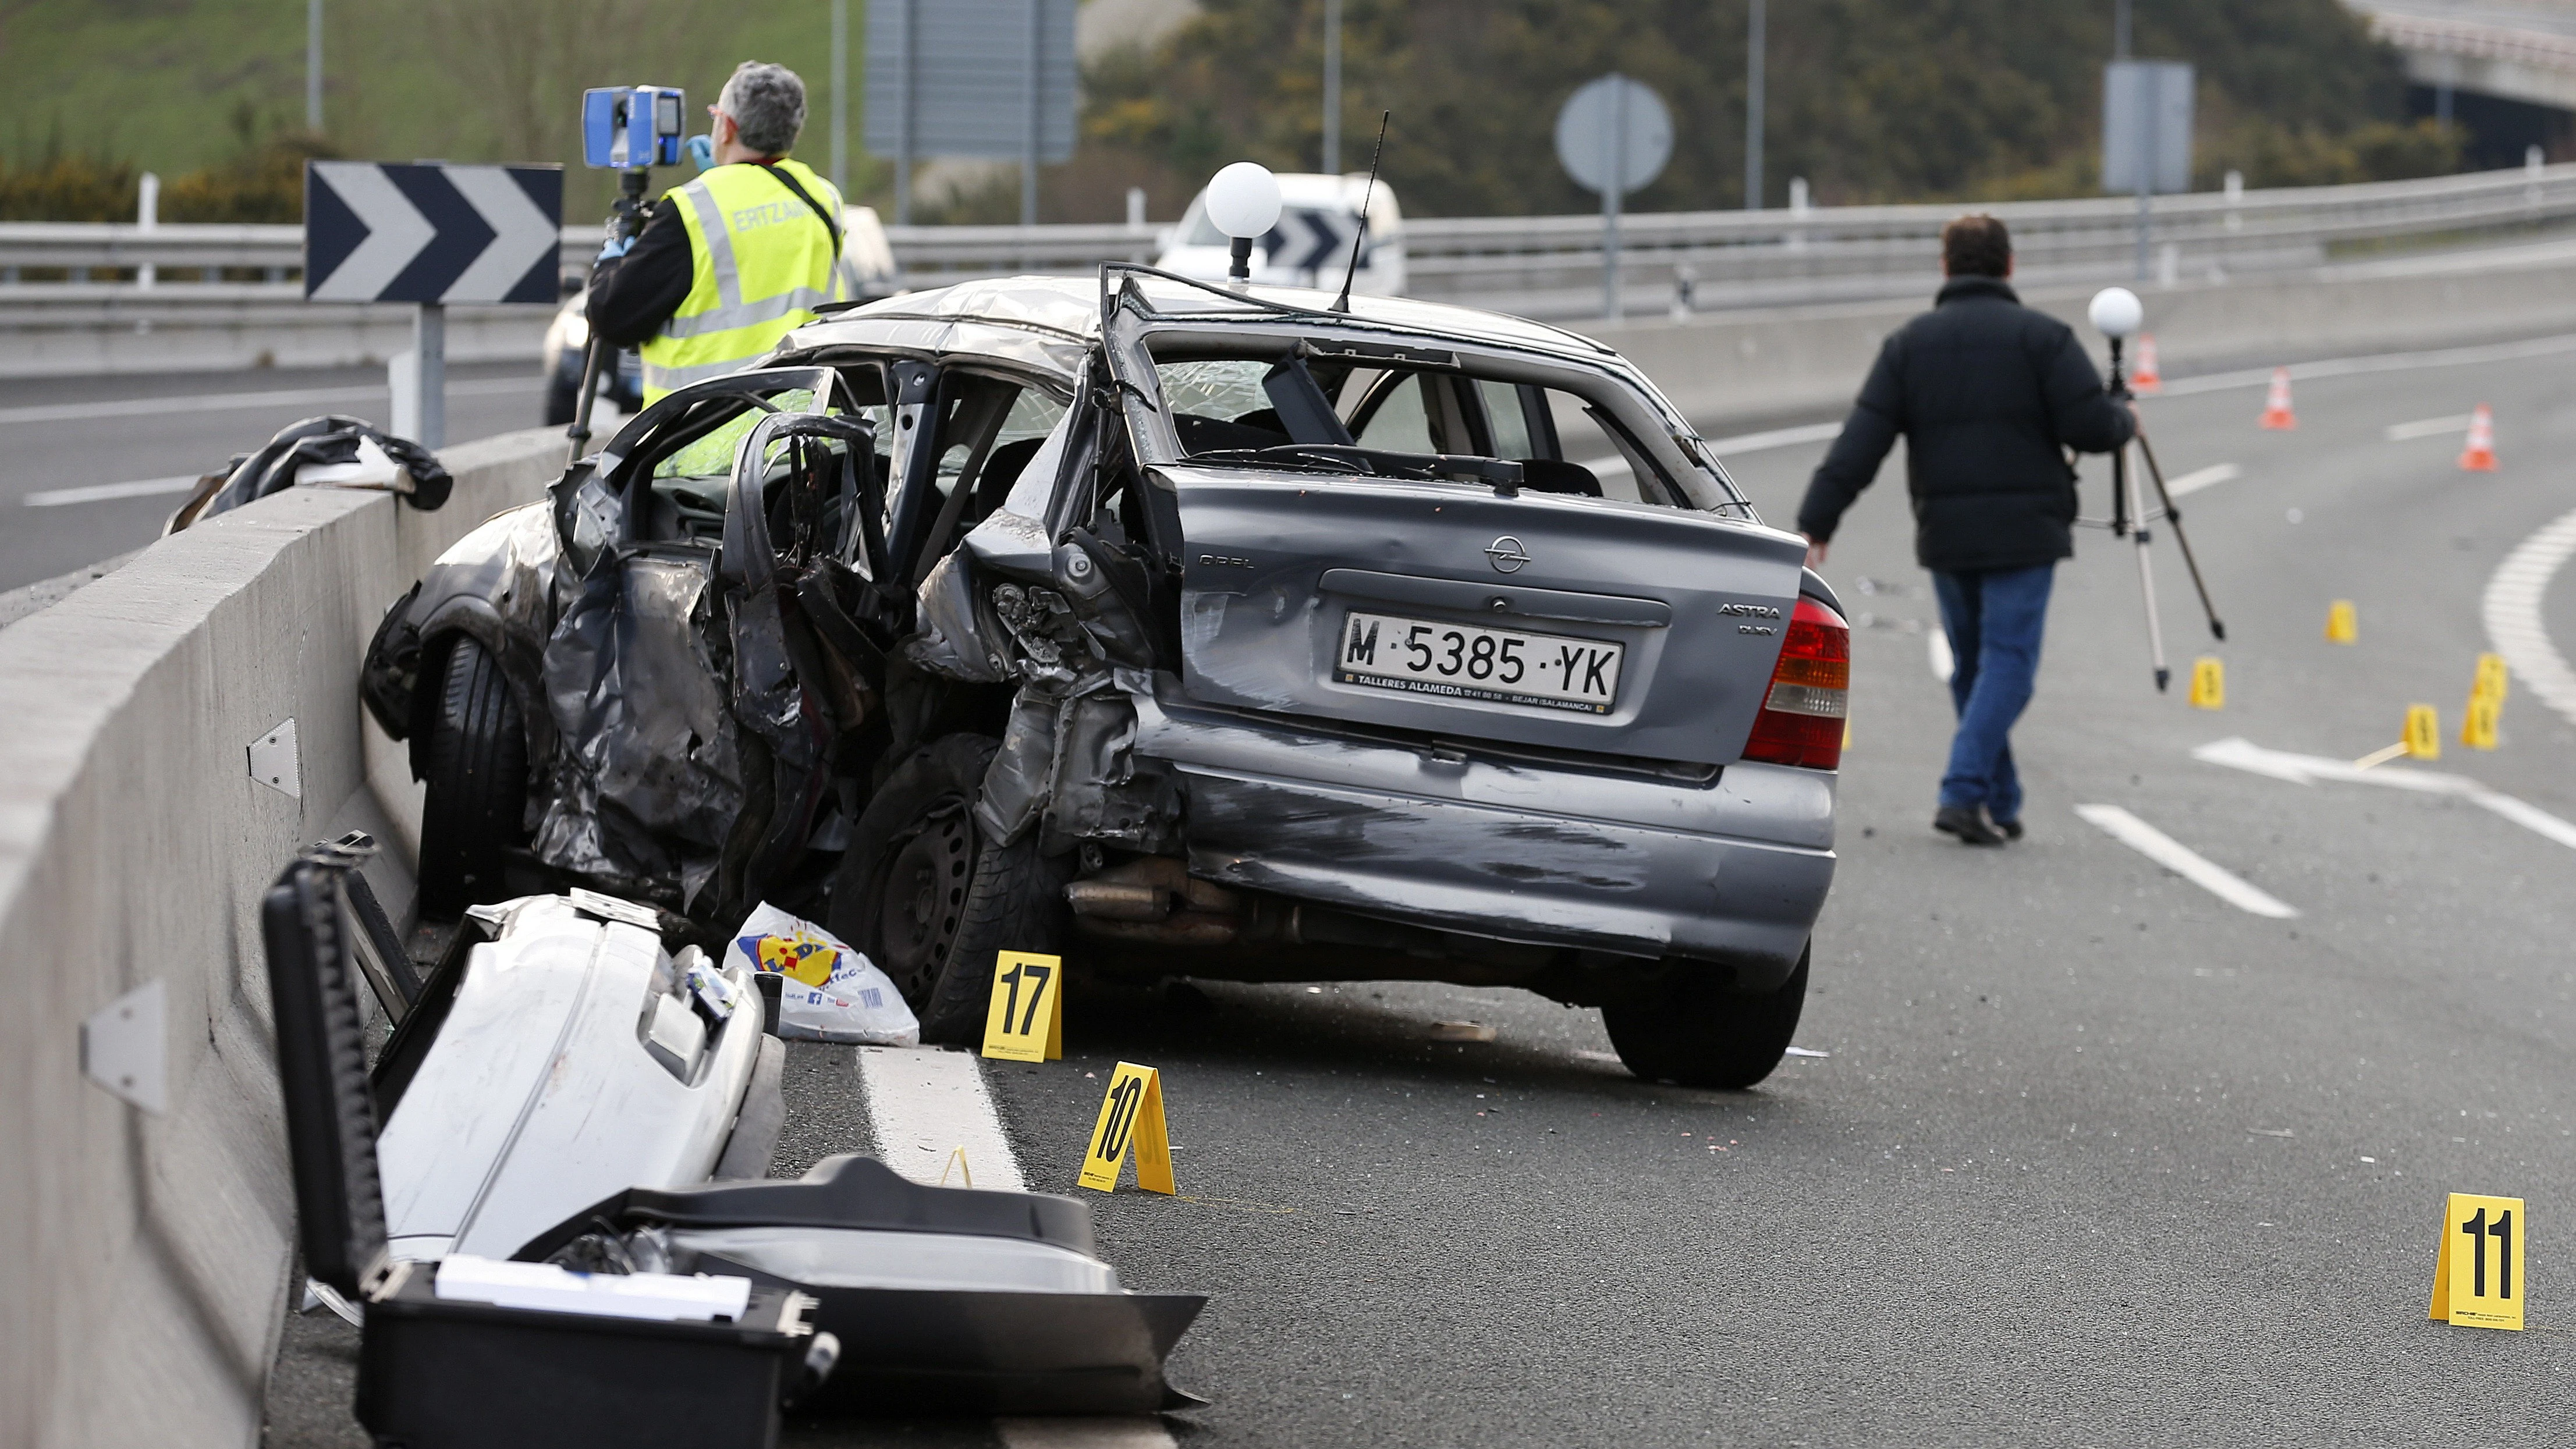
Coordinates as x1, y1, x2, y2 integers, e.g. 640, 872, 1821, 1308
416, 636, 528, 918
828, 734, 1070, 1045
1601, 944, 1810, 1090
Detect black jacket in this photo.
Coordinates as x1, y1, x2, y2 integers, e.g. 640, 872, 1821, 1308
586, 201, 694, 348
1796, 275, 2134, 573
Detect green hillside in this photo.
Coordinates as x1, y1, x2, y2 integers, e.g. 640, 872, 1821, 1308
0, 0, 861, 222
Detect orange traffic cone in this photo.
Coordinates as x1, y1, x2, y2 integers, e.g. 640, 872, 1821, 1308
2131, 335, 2163, 394
2259, 368, 2296, 429
2458, 403, 2497, 471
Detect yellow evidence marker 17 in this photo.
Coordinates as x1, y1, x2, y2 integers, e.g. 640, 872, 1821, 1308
2432, 1192, 2525, 1330
2187, 656, 2224, 710
1078, 1061, 1176, 1195
2404, 704, 2441, 761
2325, 600, 2357, 644
980, 951, 1063, 1063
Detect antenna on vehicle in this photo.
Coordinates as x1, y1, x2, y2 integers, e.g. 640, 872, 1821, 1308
1332, 111, 1390, 314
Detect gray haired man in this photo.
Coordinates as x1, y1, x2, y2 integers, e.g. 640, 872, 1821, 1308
589, 61, 847, 402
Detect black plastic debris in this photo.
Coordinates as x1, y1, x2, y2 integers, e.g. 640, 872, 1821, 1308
169, 414, 452, 533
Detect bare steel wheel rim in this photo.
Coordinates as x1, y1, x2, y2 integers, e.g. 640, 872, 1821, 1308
878, 801, 974, 1000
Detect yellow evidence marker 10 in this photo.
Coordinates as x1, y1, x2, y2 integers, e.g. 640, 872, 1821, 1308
2325, 600, 2357, 644
2404, 704, 2441, 761
980, 952, 1063, 1063
1078, 1061, 1176, 1195
2432, 1192, 2525, 1330
2188, 656, 2224, 710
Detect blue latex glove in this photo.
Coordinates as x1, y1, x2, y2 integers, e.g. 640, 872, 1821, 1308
686, 134, 714, 172
597, 232, 633, 262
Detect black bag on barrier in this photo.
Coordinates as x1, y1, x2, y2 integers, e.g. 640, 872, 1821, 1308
261, 847, 829, 1449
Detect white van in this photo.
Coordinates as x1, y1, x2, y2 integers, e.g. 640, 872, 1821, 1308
1156, 172, 1406, 294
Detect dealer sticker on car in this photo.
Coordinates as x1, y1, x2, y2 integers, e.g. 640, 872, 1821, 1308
1335, 611, 1623, 714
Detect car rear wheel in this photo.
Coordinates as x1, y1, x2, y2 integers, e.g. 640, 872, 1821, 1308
1601, 944, 1809, 1090
416, 635, 528, 918
829, 734, 1069, 1045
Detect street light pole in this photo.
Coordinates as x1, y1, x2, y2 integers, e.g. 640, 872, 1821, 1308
831, 0, 849, 194
1745, 0, 1765, 210
306, 0, 323, 133
1322, 0, 1343, 174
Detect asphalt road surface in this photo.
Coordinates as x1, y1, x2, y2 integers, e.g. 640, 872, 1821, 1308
256, 340, 2576, 1446
0, 362, 558, 595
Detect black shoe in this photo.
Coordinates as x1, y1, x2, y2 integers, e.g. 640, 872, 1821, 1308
1992, 815, 2025, 841
1933, 804, 2006, 846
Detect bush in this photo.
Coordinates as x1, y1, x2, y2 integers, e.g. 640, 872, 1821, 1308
0, 148, 137, 222
163, 132, 339, 223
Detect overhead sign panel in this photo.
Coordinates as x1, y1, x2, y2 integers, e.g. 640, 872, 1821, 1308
865, 0, 1078, 162
304, 161, 563, 304
2103, 61, 2195, 196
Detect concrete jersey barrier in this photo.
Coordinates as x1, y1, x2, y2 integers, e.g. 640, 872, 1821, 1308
0, 427, 562, 1448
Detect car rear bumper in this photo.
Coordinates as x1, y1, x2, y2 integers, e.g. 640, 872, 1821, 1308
1131, 691, 1836, 981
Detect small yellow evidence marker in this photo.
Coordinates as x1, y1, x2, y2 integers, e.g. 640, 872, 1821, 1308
2431, 1192, 2525, 1330
2325, 600, 2357, 644
981, 951, 1063, 1062
1078, 1061, 1175, 1195
2461, 692, 2499, 751
2404, 704, 2441, 760
2473, 652, 2508, 706
2187, 656, 2224, 710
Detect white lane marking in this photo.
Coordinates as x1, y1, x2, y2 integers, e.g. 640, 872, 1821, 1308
2073, 804, 2301, 918
24, 475, 200, 507
1705, 420, 1844, 455
0, 376, 534, 427
2192, 737, 2576, 852
2164, 462, 2240, 496
998, 1418, 1179, 1449
2385, 414, 2472, 441
1927, 627, 1954, 682
853, 1045, 1027, 1191
2482, 505, 2576, 731
856, 1050, 1178, 1449
2145, 332, 2576, 397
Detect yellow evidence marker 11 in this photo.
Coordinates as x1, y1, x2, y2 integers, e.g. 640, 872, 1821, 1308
2188, 656, 2224, 709
980, 952, 1063, 1063
1078, 1061, 1176, 1195
2325, 600, 2357, 644
2404, 704, 2441, 761
2461, 692, 2500, 751
2432, 1192, 2525, 1330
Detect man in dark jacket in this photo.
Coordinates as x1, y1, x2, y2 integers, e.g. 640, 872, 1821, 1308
1796, 214, 2134, 846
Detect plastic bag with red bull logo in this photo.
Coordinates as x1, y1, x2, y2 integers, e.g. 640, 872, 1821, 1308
727, 902, 920, 1045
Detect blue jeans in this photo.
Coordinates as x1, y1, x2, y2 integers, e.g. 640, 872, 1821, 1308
1930, 563, 2055, 822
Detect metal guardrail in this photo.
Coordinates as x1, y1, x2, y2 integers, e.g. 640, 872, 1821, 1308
5, 162, 2575, 315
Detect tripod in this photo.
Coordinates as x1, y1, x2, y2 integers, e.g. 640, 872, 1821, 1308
2088, 338, 2226, 691
566, 167, 652, 464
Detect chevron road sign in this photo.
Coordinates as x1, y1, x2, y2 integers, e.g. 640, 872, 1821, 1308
303, 161, 563, 304
1268, 208, 1360, 276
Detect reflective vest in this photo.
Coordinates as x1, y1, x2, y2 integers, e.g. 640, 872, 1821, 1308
639, 158, 844, 401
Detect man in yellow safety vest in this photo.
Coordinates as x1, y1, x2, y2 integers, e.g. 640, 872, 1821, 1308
588, 61, 847, 403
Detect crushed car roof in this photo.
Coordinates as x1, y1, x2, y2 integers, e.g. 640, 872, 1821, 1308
776, 272, 1613, 379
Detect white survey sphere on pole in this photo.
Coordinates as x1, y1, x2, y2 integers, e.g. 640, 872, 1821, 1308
1205, 162, 1283, 240
2089, 286, 2144, 339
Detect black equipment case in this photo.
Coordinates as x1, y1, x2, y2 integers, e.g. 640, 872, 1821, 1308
262, 848, 823, 1449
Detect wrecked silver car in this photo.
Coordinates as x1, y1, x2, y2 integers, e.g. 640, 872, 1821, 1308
362, 268, 1846, 1088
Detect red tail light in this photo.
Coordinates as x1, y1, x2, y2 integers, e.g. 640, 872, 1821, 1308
1741, 596, 1849, 770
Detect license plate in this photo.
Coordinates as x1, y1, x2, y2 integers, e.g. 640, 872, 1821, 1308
1333, 611, 1623, 714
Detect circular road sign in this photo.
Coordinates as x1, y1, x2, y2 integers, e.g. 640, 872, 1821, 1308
1554, 73, 1673, 197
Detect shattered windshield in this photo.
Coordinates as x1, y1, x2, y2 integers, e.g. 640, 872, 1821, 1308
1144, 343, 1738, 512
